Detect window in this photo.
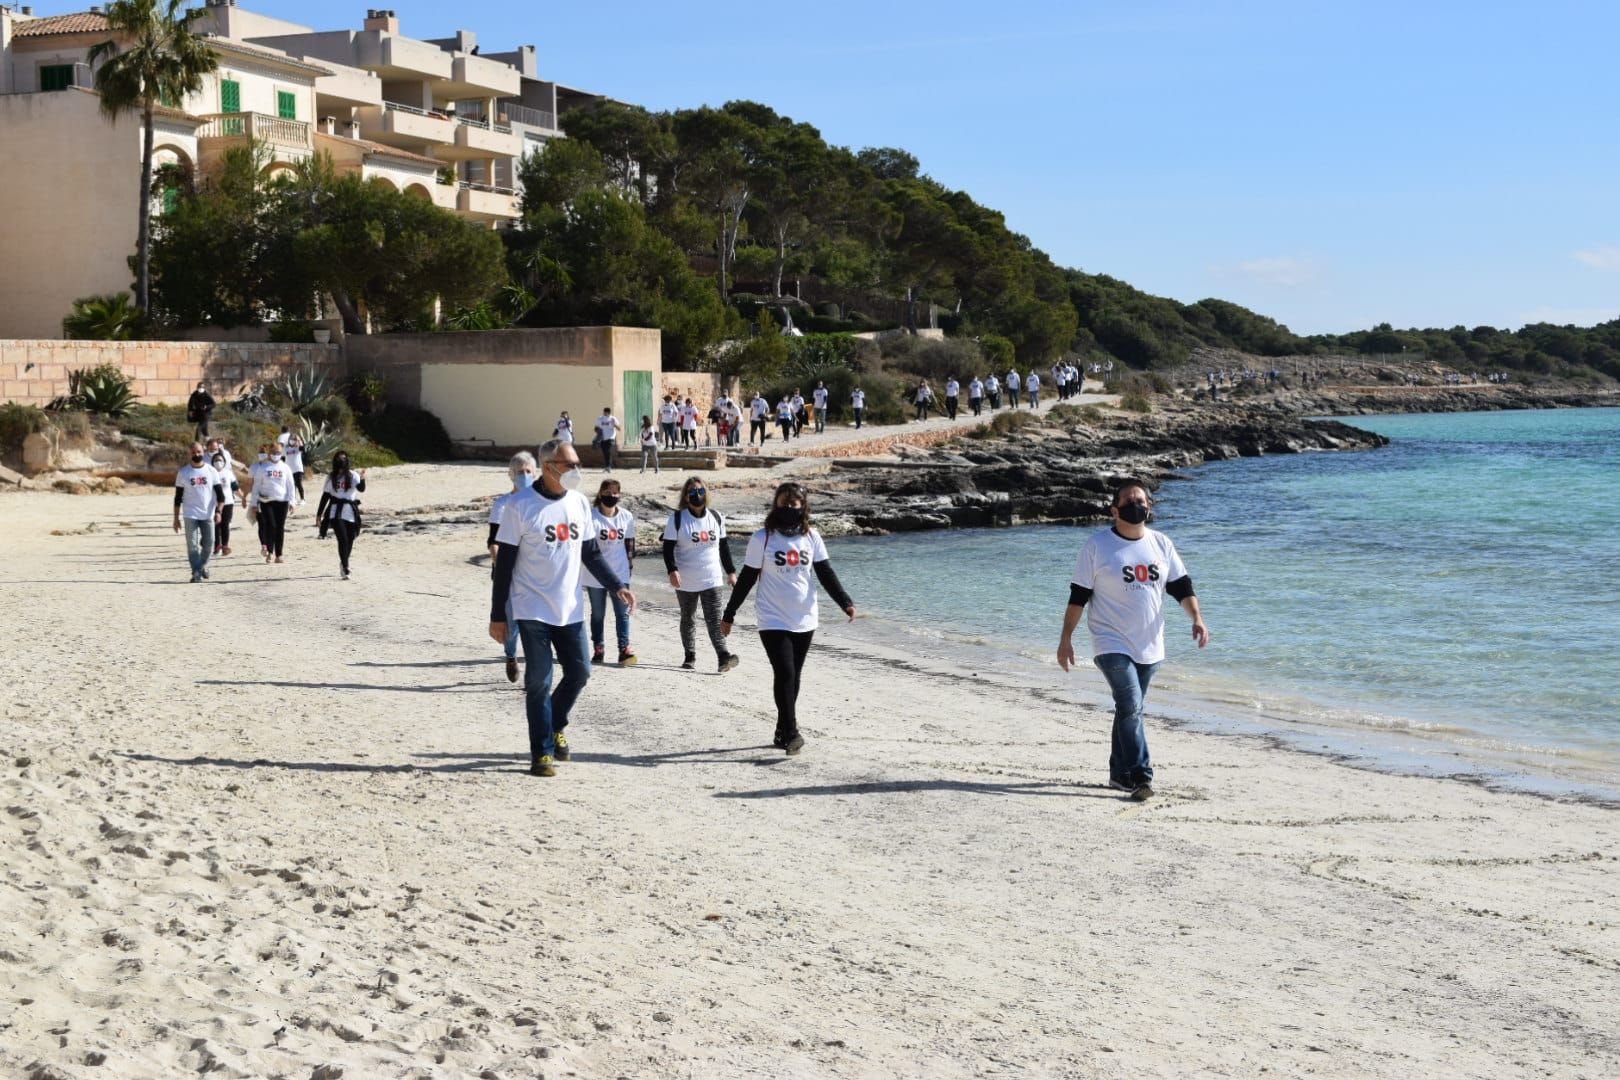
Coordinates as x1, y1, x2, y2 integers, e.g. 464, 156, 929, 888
40, 65, 74, 92
277, 91, 296, 120
161, 187, 179, 215
220, 78, 240, 113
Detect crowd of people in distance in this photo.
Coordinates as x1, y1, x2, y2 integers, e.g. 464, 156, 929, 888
171, 428, 367, 584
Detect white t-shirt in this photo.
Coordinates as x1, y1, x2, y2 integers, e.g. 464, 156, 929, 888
251, 459, 298, 505
945, 380, 960, 397
284, 443, 305, 473
813, 387, 829, 408
175, 463, 222, 520
680, 406, 699, 431
662, 508, 728, 592
276, 431, 291, 447
851, 390, 866, 409
490, 488, 520, 530
1071, 526, 1189, 665
986, 376, 1000, 393
969, 379, 984, 398
554, 417, 574, 443
496, 488, 594, 625
640, 425, 659, 448
1007, 371, 1021, 390
776, 399, 794, 421
742, 527, 831, 633
659, 402, 679, 424
1027, 373, 1041, 390
322, 472, 363, 523
751, 397, 769, 419
582, 506, 635, 589
595, 415, 619, 443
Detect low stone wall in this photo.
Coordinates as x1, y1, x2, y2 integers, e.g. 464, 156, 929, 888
793, 425, 973, 459
0, 339, 341, 407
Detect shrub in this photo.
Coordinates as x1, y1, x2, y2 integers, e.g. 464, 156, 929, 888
1048, 403, 1106, 427
880, 335, 985, 382
62, 293, 143, 340
359, 405, 452, 462
784, 333, 866, 377
266, 320, 316, 344
989, 410, 1043, 436
55, 364, 139, 418
0, 402, 47, 452
1119, 390, 1153, 413
299, 394, 355, 434
272, 366, 333, 412
345, 370, 388, 414
978, 333, 1016, 370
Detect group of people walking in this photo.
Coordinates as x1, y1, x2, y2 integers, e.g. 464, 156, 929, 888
171, 430, 367, 583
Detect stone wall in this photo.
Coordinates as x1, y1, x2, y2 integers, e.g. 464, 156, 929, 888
0, 339, 342, 407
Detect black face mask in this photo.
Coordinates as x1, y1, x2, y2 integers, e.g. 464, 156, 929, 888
190, 454, 204, 464
688, 494, 707, 510
600, 495, 620, 508
334, 459, 349, 471
772, 507, 805, 530
1117, 502, 1149, 525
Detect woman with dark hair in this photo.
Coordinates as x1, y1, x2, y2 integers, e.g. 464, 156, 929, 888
585, 478, 637, 665
663, 476, 739, 672
248, 441, 300, 563
316, 449, 367, 579
209, 447, 241, 556
722, 482, 857, 754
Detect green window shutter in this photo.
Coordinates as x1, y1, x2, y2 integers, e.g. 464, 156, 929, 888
162, 187, 179, 215
221, 79, 240, 113
159, 87, 177, 108
41, 65, 74, 92
277, 91, 296, 120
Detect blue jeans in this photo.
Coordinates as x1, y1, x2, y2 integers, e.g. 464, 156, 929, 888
586, 586, 631, 651
1094, 653, 1160, 786
503, 597, 518, 659
515, 620, 592, 760
183, 518, 214, 576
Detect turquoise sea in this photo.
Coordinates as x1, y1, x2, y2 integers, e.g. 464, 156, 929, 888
825, 407, 1620, 796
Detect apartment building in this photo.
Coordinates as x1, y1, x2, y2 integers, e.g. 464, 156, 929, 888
0, 1, 601, 339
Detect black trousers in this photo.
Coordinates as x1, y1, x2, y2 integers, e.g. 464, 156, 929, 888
259, 500, 290, 556
751, 419, 767, 443
946, 395, 958, 419
293, 470, 305, 500
216, 504, 234, 548
970, 396, 982, 416
778, 419, 793, 442
759, 629, 814, 737
332, 518, 358, 570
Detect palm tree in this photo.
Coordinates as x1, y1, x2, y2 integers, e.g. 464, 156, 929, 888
89, 0, 218, 315
62, 292, 143, 340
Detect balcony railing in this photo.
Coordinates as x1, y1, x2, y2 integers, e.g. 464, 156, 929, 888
383, 100, 452, 121
459, 180, 517, 195
196, 112, 312, 148
497, 102, 556, 130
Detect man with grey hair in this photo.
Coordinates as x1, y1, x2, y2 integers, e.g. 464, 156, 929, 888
488, 450, 538, 683
489, 440, 635, 777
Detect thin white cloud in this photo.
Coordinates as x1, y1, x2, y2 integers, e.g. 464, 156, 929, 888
1209, 256, 1321, 288
1573, 246, 1620, 271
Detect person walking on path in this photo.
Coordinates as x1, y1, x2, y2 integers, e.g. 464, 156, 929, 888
315, 450, 366, 580
284, 431, 307, 501
791, 388, 807, 436
659, 396, 679, 450
944, 376, 960, 420
913, 381, 934, 421
584, 479, 638, 666
173, 442, 224, 583
749, 392, 770, 445
553, 411, 575, 445
680, 398, 700, 449
968, 376, 984, 417
725, 396, 743, 447
489, 439, 634, 777
248, 445, 270, 555
207, 448, 242, 557
594, 407, 620, 472
776, 395, 796, 443
488, 452, 537, 683
248, 442, 300, 563
639, 416, 661, 473
722, 482, 857, 755
186, 383, 216, 439
1006, 369, 1021, 408
277, 424, 292, 449
1056, 478, 1210, 801
1026, 370, 1041, 408
813, 381, 830, 433
851, 386, 866, 429
986, 373, 1001, 410
663, 477, 740, 673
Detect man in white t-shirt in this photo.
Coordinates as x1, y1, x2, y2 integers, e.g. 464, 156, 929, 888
749, 392, 769, 444
593, 408, 619, 472
658, 396, 680, 449
850, 387, 867, 429
813, 381, 830, 433
1006, 369, 1021, 409
944, 376, 960, 420
172, 442, 225, 583
1057, 479, 1209, 801
490, 439, 634, 777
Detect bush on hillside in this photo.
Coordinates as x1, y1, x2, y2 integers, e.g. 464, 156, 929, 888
0, 402, 47, 453
299, 394, 354, 434
359, 405, 452, 462
1119, 390, 1153, 413
880, 335, 986, 383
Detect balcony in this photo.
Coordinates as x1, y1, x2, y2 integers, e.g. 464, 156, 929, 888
196, 112, 313, 151
497, 102, 557, 131
368, 100, 455, 147
457, 181, 519, 221
445, 52, 520, 98
448, 115, 521, 158
353, 30, 452, 80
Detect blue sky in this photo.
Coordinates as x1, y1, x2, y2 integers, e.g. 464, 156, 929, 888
244, 1, 1617, 333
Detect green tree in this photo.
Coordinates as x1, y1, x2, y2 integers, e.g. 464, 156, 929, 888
62, 293, 144, 340
148, 142, 276, 327
89, 0, 219, 314
673, 106, 764, 300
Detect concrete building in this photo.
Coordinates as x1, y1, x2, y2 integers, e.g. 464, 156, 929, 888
0, 2, 610, 339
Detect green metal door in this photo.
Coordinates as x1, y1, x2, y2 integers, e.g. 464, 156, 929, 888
623, 370, 653, 440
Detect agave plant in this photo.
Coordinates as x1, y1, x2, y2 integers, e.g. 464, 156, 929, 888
273, 366, 332, 412
59, 363, 140, 418
295, 415, 344, 468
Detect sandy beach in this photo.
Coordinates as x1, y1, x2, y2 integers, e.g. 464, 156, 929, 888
2, 461, 1617, 1078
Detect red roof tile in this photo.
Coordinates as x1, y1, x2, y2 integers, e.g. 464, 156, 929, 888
12, 11, 111, 36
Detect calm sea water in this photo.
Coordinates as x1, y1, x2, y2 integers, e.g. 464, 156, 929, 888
824, 407, 1620, 788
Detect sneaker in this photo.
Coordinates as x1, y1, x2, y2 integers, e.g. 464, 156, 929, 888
341, 567, 350, 580
1108, 778, 1135, 794
681, 654, 696, 670
189, 572, 201, 584
553, 732, 570, 761
529, 755, 557, 778
718, 653, 740, 674
274, 556, 284, 564
1130, 783, 1154, 802
200, 566, 210, 580
592, 645, 605, 665
263, 551, 271, 564
505, 657, 519, 683
221, 546, 231, 556
618, 648, 638, 667
783, 733, 805, 756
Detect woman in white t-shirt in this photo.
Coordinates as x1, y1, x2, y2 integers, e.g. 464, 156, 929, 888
284, 433, 307, 500
639, 415, 661, 473
584, 479, 637, 665
315, 449, 367, 580
662, 476, 739, 672
722, 482, 857, 754
487, 451, 537, 682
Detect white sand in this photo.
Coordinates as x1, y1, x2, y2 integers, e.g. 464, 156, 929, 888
2, 464, 1617, 1078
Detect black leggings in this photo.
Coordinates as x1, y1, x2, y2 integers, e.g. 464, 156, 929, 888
259, 500, 290, 556
293, 471, 305, 500
331, 518, 358, 570
677, 587, 729, 661
759, 629, 814, 737
778, 419, 793, 442
217, 504, 234, 548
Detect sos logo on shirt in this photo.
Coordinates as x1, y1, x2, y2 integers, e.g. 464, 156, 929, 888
772, 546, 812, 568
189, 476, 211, 487
688, 529, 717, 543
597, 526, 627, 542
544, 521, 584, 543
1121, 562, 1162, 586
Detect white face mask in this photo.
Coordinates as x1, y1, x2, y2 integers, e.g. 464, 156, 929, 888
513, 471, 535, 490
257, 453, 268, 462
270, 452, 282, 462
558, 467, 583, 491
